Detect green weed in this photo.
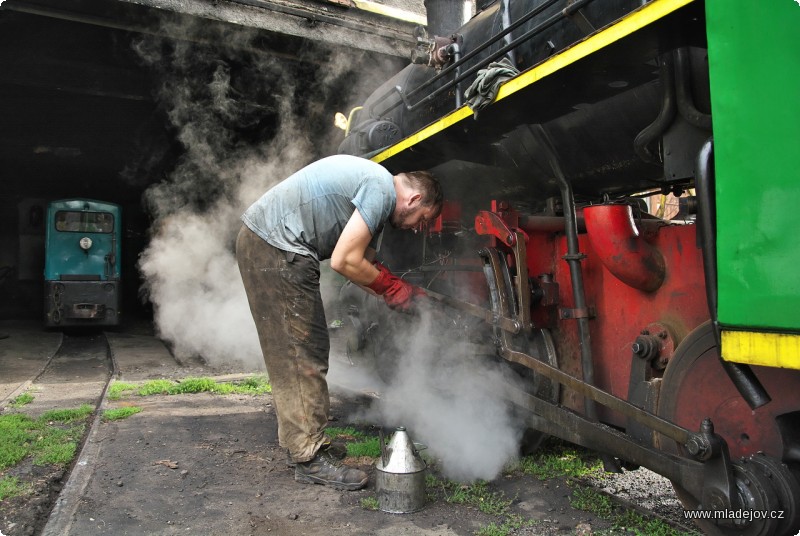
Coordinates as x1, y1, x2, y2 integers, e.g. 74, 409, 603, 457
571, 485, 700, 536
346, 437, 381, 458
476, 514, 537, 536
326, 426, 381, 458
0, 476, 30, 501
40, 404, 94, 423
170, 377, 217, 394
8, 392, 34, 407
570, 485, 614, 518
610, 510, 691, 535
360, 496, 380, 510
107, 381, 137, 400
102, 407, 142, 421
441, 480, 512, 516
0, 408, 89, 471
109, 376, 271, 399
514, 438, 602, 480
137, 379, 174, 396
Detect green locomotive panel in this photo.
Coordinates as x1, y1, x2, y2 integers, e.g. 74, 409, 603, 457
708, 0, 800, 332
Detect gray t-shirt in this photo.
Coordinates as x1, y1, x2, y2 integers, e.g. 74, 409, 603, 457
241, 155, 396, 260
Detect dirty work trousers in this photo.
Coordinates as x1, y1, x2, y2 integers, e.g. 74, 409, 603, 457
235, 224, 330, 463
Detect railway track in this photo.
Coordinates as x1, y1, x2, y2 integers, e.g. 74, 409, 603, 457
1, 331, 114, 415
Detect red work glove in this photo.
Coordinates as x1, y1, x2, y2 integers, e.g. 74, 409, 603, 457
367, 262, 426, 312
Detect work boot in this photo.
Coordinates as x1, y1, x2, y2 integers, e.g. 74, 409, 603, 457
294, 448, 368, 491
286, 441, 347, 468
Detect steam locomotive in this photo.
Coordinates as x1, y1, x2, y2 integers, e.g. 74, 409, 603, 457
337, 0, 800, 534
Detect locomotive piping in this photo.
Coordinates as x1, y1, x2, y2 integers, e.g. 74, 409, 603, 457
674, 47, 712, 130
633, 53, 676, 165
372, 0, 697, 164
583, 204, 666, 292
695, 138, 771, 409
530, 124, 624, 471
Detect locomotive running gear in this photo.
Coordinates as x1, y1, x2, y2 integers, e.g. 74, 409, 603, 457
367, 261, 425, 312
294, 448, 368, 491
241, 154, 395, 261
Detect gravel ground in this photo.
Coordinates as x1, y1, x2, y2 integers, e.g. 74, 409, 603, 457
588, 466, 689, 528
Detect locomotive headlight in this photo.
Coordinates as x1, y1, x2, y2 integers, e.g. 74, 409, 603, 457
79, 237, 93, 250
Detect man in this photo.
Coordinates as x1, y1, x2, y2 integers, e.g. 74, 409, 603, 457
236, 154, 442, 490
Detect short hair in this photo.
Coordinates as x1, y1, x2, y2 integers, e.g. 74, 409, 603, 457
402, 170, 443, 217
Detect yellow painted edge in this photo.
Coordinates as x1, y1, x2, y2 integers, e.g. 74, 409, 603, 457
372, 0, 695, 164
721, 330, 800, 369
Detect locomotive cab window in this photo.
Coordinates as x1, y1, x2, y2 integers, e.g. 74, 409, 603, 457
55, 211, 114, 233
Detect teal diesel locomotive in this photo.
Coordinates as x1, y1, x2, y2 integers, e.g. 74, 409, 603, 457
44, 199, 121, 327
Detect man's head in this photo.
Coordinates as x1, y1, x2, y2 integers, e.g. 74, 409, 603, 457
391, 171, 443, 230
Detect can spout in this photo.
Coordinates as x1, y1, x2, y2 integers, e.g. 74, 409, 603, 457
377, 427, 426, 474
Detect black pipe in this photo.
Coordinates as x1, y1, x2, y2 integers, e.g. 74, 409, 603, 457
532, 125, 622, 471
695, 139, 771, 409
674, 48, 712, 130
633, 53, 676, 165
450, 43, 464, 108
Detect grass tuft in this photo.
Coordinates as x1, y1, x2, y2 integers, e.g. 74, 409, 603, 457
0, 408, 90, 471
570, 485, 614, 518
102, 407, 142, 421
360, 496, 380, 511
108, 376, 271, 400
436, 479, 513, 516
137, 379, 174, 396
570, 484, 700, 536
476, 514, 537, 536
346, 437, 381, 458
326, 426, 381, 458
0, 476, 30, 501
107, 382, 137, 400
512, 438, 602, 480
8, 392, 34, 407
40, 404, 94, 423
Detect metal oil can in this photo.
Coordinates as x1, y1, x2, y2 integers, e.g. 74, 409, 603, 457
375, 427, 427, 513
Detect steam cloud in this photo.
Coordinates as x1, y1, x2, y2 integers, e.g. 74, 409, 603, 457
133, 20, 365, 369
133, 19, 525, 482
339, 306, 526, 482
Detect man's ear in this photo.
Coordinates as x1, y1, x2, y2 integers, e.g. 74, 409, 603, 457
408, 192, 422, 207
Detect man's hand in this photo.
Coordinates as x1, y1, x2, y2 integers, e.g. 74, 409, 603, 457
367, 262, 426, 312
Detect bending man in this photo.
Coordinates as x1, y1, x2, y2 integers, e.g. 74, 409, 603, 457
236, 154, 442, 490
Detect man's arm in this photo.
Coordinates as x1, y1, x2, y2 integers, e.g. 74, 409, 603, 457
330, 209, 380, 285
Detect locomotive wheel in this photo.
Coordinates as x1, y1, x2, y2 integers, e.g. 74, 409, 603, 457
746, 454, 800, 535
656, 322, 800, 536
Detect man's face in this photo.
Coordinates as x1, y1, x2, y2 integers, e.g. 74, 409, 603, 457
390, 203, 438, 231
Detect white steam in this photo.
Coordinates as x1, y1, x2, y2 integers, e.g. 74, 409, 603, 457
134, 20, 526, 482
382, 313, 524, 482
330, 305, 527, 483
133, 21, 358, 369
